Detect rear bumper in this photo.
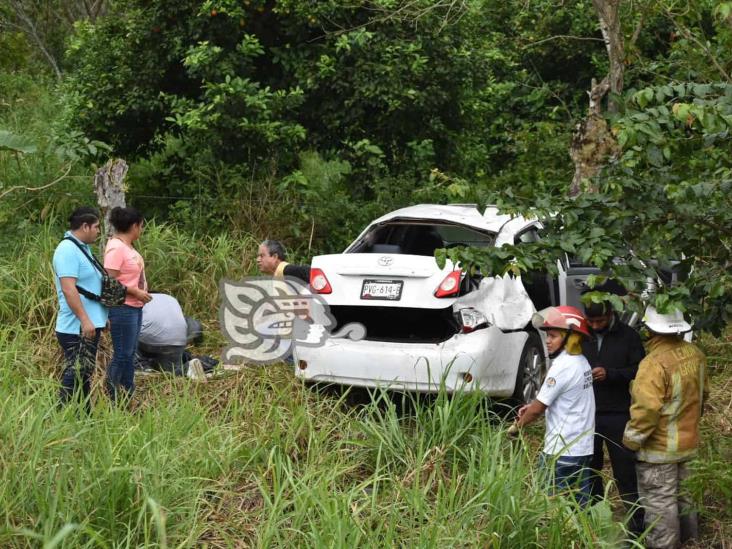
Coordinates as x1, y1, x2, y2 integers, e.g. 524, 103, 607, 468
293, 326, 528, 396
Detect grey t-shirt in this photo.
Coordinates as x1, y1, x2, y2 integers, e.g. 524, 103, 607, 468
139, 293, 187, 347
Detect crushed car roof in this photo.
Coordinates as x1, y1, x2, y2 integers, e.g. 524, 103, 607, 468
369, 204, 534, 235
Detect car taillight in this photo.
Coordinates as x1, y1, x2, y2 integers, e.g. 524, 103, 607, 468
458, 307, 489, 333
434, 270, 462, 298
310, 268, 332, 294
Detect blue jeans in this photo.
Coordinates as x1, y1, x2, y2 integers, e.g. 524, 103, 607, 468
137, 342, 186, 375
540, 453, 593, 507
107, 305, 142, 402
57, 329, 102, 410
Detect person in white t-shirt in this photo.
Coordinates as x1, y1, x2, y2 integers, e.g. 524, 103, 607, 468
513, 305, 596, 506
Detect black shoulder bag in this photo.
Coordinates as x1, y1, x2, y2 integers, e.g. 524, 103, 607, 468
62, 237, 127, 307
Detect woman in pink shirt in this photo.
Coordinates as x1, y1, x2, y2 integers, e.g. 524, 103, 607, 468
104, 207, 152, 402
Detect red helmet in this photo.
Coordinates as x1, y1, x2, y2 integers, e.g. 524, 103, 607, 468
531, 306, 591, 338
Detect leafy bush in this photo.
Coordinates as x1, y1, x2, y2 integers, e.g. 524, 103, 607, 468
57, 0, 610, 240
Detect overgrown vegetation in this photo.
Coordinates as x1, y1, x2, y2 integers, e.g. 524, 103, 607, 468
0, 226, 729, 546
3, 0, 732, 328
1, 0, 732, 546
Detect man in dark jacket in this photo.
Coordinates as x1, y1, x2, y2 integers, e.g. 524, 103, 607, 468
582, 300, 645, 534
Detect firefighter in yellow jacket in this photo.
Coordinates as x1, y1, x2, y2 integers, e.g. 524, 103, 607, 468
623, 306, 708, 549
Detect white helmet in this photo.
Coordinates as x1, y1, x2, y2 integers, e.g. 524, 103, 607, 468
643, 306, 691, 335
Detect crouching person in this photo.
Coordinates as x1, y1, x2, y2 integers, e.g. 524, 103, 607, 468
136, 292, 209, 378
514, 306, 595, 507
623, 306, 708, 549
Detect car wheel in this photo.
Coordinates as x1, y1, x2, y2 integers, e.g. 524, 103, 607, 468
511, 332, 546, 404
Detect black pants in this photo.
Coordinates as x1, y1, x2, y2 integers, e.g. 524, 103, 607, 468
590, 412, 644, 534
57, 329, 102, 409
137, 342, 186, 375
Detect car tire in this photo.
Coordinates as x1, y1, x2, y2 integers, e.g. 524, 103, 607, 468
511, 332, 546, 405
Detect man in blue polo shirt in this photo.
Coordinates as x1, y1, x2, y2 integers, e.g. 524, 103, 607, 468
52, 207, 109, 408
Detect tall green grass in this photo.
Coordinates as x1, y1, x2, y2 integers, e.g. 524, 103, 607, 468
0, 365, 628, 547
0, 224, 729, 547
0, 222, 258, 380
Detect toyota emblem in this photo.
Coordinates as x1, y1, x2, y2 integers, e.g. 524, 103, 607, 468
378, 256, 393, 266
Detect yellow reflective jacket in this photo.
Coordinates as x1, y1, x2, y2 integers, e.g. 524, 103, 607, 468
623, 335, 708, 463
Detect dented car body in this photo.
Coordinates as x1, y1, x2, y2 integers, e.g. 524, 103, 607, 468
294, 204, 597, 402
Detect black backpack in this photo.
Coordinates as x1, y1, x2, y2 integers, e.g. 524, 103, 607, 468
62, 237, 127, 307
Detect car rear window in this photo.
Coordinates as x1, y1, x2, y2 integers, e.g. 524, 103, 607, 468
434, 225, 495, 248
351, 222, 495, 256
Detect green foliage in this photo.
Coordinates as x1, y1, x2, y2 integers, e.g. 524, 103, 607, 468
0, 75, 99, 248
57, 0, 609, 244
0, 31, 33, 72
0, 227, 638, 546
0, 130, 37, 154
0, 205, 730, 547
1, 0, 727, 329
437, 76, 732, 333
1, 2, 732, 543
2, 230, 730, 544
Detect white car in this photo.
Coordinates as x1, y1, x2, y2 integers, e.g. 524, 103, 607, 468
294, 204, 598, 403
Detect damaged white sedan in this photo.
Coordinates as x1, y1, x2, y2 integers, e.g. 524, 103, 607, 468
294, 204, 595, 403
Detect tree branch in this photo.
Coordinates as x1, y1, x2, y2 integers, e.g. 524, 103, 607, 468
629, 14, 645, 47
0, 164, 73, 201
8, 0, 62, 80
672, 15, 732, 83
592, 0, 624, 112
320, 0, 470, 39
522, 35, 605, 49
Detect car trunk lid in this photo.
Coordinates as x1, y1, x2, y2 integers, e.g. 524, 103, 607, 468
310, 253, 457, 309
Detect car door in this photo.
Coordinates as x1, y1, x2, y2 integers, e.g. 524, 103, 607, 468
557, 254, 601, 308
514, 226, 559, 310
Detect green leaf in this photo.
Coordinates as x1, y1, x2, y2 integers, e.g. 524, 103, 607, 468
673, 83, 687, 97
642, 88, 654, 106
647, 146, 664, 167
692, 84, 712, 97
0, 130, 37, 154
588, 227, 605, 239
709, 281, 725, 299
559, 239, 576, 254
607, 294, 625, 312
617, 129, 629, 148
435, 249, 446, 270
654, 294, 670, 313
716, 2, 732, 20
634, 89, 650, 108
672, 103, 691, 123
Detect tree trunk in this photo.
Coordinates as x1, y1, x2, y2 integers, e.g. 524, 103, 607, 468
569, 78, 620, 196
94, 159, 128, 250
568, 1, 625, 196
592, 0, 624, 113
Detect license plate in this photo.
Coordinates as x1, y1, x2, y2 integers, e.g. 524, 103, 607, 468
360, 279, 403, 301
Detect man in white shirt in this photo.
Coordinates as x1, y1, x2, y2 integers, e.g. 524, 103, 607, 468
513, 306, 596, 506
